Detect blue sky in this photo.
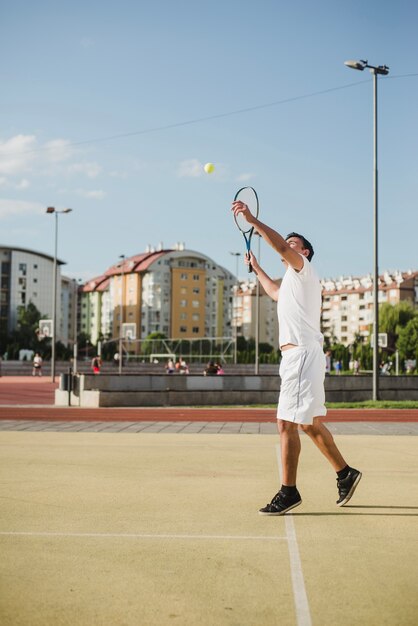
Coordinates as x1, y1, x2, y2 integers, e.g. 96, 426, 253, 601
1, 0, 417, 283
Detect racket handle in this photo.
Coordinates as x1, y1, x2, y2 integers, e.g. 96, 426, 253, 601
248, 261, 253, 273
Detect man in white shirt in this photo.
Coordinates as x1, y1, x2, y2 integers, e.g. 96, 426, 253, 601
231, 201, 362, 515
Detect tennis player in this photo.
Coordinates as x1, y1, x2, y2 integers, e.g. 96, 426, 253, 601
231, 200, 362, 515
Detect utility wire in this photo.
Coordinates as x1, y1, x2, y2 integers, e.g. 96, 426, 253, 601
10, 73, 418, 155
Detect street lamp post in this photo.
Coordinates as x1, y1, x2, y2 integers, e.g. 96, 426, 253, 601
254, 233, 261, 375
118, 255, 125, 375
344, 59, 389, 401
230, 252, 241, 364
73, 278, 82, 375
46, 207, 72, 382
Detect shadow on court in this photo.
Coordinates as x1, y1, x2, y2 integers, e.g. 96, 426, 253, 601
0, 431, 417, 626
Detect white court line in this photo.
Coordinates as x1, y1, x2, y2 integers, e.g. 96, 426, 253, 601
276, 444, 312, 626
0, 531, 287, 541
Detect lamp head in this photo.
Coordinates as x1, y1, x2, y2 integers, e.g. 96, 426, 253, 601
46, 207, 72, 214
344, 59, 368, 71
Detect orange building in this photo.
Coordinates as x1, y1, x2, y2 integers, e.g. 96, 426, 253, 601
80, 247, 235, 348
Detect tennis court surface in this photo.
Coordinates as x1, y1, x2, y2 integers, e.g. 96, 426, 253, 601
1, 430, 417, 625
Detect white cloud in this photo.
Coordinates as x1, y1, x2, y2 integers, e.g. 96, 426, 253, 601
16, 179, 30, 189
109, 170, 128, 179
0, 198, 43, 219
43, 139, 74, 163
68, 162, 101, 178
0, 134, 36, 176
177, 159, 203, 178
236, 172, 254, 182
76, 189, 106, 199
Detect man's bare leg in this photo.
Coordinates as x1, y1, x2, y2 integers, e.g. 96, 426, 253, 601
258, 419, 302, 515
299, 417, 362, 506
277, 419, 301, 485
300, 417, 346, 471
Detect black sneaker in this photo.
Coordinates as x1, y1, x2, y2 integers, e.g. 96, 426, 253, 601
259, 489, 302, 516
336, 468, 362, 506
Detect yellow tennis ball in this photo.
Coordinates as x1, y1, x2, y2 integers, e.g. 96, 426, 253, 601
204, 162, 215, 174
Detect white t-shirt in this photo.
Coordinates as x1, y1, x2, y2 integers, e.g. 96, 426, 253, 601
277, 255, 323, 348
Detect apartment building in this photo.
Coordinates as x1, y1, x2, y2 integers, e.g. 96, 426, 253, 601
0, 245, 77, 345
321, 270, 418, 345
80, 246, 235, 346
233, 279, 280, 347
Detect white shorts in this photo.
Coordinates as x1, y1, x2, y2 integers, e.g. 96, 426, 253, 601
277, 343, 327, 425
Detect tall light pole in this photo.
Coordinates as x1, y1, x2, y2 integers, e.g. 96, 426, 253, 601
230, 252, 241, 364
254, 233, 261, 375
344, 59, 389, 401
73, 278, 82, 375
46, 207, 72, 382
118, 255, 125, 375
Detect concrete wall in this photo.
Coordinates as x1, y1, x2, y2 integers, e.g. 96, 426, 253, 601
55, 374, 418, 407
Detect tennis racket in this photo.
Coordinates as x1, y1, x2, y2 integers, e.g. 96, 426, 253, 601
233, 186, 259, 272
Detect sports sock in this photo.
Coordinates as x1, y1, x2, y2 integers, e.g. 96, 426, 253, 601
337, 465, 350, 480
281, 484, 298, 497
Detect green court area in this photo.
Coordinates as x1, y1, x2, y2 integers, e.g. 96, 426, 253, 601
0, 431, 417, 625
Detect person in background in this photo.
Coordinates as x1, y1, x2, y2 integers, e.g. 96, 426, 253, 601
91, 355, 102, 374
325, 350, 332, 375
204, 361, 219, 376
165, 358, 175, 374
32, 353, 43, 377
179, 358, 189, 374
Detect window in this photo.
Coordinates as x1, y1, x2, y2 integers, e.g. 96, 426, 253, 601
18, 263, 27, 275
193, 288, 200, 294
181, 273, 188, 280
180, 299, 187, 307
193, 274, 200, 281
192, 300, 199, 308
180, 325, 187, 333
33, 264, 38, 269
180, 313, 187, 320
192, 313, 199, 321
192, 327, 200, 333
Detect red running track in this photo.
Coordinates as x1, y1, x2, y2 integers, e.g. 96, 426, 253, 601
0, 377, 417, 422
0, 406, 417, 423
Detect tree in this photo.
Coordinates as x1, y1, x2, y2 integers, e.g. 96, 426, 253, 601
397, 316, 418, 369
379, 302, 415, 352
14, 302, 50, 353
141, 332, 167, 356
331, 343, 350, 371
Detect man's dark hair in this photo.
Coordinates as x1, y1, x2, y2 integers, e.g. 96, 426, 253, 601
286, 232, 314, 261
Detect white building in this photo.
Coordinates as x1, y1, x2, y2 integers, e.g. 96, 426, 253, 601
0, 245, 77, 346
233, 279, 280, 347
321, 270, 418, 345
